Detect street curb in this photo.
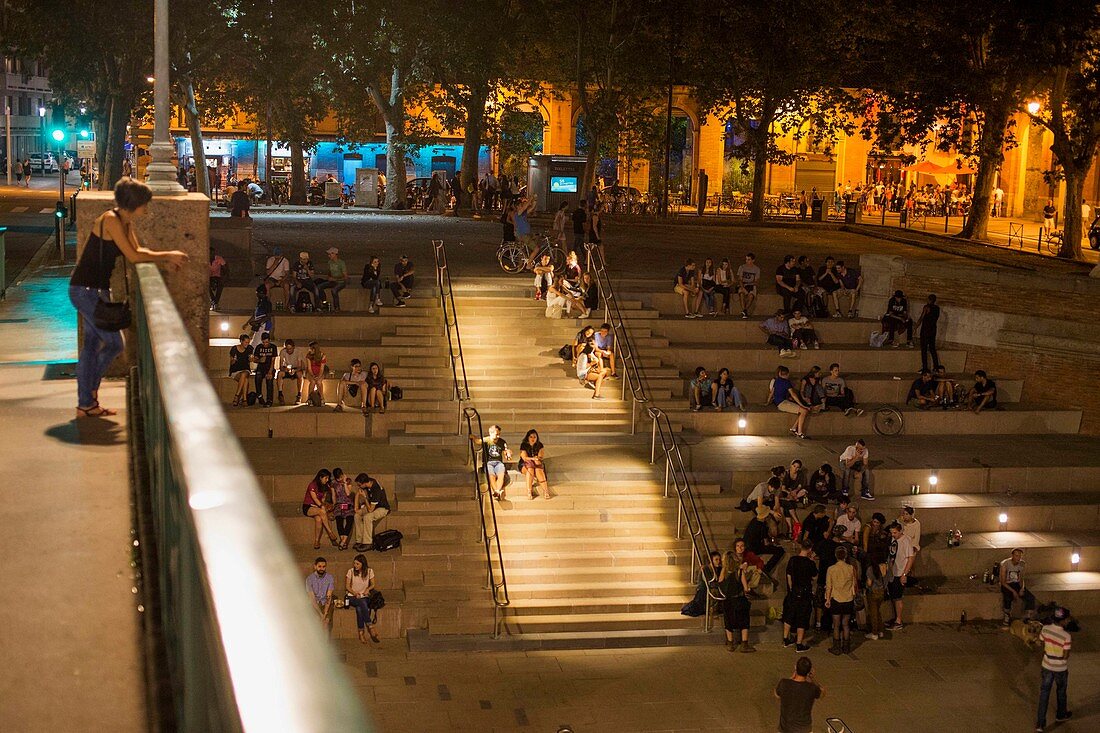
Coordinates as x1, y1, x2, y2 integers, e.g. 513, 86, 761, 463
12, 233, 61, 286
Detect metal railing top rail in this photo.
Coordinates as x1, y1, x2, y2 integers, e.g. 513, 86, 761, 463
462, 406, 511, 637
134, 264, 370, 732
583, 245, 725, 624
826, 717, 855, 733
433, 239, 471, 407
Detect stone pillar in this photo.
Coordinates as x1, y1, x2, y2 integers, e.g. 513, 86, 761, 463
697, 113, 725, 198
76, 191, 211, 359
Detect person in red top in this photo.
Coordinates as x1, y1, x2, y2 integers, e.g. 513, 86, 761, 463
302, 469, 337, 550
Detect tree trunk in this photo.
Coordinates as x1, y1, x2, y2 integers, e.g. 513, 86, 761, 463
749, 135, 768, 222
382, 115, 407, 209
289, 138, 306, 204
182, 79, 209, 196
958, 108, 1009, 240
460, 80, 489, 193
583, 131, 600, 191
1059, 169, 1085, 260
102, 93, 131, 189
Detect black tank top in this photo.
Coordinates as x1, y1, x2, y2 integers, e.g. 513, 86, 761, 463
70, 210, 122, 290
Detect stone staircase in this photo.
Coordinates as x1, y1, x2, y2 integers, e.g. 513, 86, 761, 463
605, 275, 1100, 620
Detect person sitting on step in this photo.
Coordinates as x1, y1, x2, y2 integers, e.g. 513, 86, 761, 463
593, 322, 616, 376
880, 289, 914, 347
689, 366, 713, 412
674, 258, 703, 318
334, 358, 368, 413
999, 548, 1038, 626
767, 365, 812, 439
329, 468, 356, 550
800, 371, 826, 413
711, 367, 746, 411
576, 338, 610, 400
471, 425, 511, 501
743, 505, 786, 577
304, 341, 328, 406
344, 554, 381, 644
839, 439, 873, 500
228, 333, 253, 407
821, 363, 863, 416
572, 325, 595, 363
807, 464, 838, 504
934, 365, 964, 408
906, 369, 938, 408
788, 308, 821, 350
760, 309, 795, 357
835, 260, 862, 318
352, 472, 390, 551
546, 275, 588, 318
967, 369, 998, 413
290, 251, 321, 312
303, 469, 338, 550
277, 338, 306, 405
580, 271, 601, 315
366, 361, 389, 414
519, 429, 551, 501
562, 251, 583, 288
532, 252, 554, 300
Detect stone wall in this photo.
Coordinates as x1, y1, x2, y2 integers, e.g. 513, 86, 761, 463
860, 254, 1100, 434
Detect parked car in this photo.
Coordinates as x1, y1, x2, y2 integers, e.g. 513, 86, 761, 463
29, 152, 59, 173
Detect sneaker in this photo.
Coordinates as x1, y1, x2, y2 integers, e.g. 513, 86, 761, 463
799, 344, 808, 350
796, 432, 811, 440
684, 313, 694, 319
375, 297, 383, 307
368, 306, 376, 314
795, 643, 811, 652
741, 310, 748, 319
782, 636, 794, 648
860, 491, 875, 501
1055, 713, 1072, 722
847, 310, 854, 318
739, 643, 757, 653
833, 311, 842, 318
885, 621, 903, 631
394, 300, 406, 308
865, 633, 879, 640
907, 341, 915, 348
1002, 617, 1011, 627
591, 394, 603, 400
891, 341, 900, 348
813, 344, 820, 349
583, 382, 596, 390
691, 405, 701, 412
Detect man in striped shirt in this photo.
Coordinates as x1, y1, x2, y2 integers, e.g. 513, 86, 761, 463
1035, 607, 1073, 731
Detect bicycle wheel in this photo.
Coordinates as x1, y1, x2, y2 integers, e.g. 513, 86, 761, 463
497, 244, 527, 274
548, 245, 567, 272
872, 406, 904, 436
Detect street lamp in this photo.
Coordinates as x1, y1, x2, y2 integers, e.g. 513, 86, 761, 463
145, 0, 185, 194
1027, 101, 1041, 116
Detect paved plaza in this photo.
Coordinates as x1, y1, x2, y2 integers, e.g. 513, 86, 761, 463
346, 618, 1099, 732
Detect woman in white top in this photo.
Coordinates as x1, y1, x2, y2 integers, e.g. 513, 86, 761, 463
787, 308, 820, 349
576, 338, 610, 399
345, 554, 379, 643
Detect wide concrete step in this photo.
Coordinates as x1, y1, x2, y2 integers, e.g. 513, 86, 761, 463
430, 611, 721, 636
675, 403, 1081, 436
890, 572, 1100, 623
405, 626, 734, 651
655, 373, 1024, 404
916, 530, 1100, 576
643, 317, 879, 342
206, 343, 449, 370
224, 404, 460, 438
627, 288, 833, 317
217, 288, 438, 312
642, 343, 968, 372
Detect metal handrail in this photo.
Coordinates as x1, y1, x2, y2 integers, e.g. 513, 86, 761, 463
827, 718, 854, 732
131, 263, 370, 731
433, 239, 470, 432
585, 243, 725, 631
461, 406, 511, 638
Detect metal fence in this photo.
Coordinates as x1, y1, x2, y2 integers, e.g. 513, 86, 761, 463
131, 263, 371, 732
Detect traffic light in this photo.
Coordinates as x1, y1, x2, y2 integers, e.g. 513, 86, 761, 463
54, 202, 67, 220
79, 129, 90, 139
50, 128, 65, 143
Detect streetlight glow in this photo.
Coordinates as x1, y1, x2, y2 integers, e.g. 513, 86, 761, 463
1027, 101, 1041, 115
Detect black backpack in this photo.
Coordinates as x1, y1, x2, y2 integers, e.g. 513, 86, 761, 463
557, 344, 572, 361
373, 529, 403, 552
294, 289, 314, 312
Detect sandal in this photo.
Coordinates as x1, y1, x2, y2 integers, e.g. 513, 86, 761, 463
368, 628, 380, 643
313, 542, 321, 550
90, 401, 117, 416
76, 405, 113, 418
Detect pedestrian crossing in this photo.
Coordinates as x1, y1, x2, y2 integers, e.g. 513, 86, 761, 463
0, 204, 54, 215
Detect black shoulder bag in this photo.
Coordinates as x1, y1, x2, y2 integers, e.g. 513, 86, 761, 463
92, 215, 132, 332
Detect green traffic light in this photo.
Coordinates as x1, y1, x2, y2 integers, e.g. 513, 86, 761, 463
79, 130, 90, 139
50, 129, 65, 142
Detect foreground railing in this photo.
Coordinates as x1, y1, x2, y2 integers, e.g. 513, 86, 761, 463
462, 406, 511, 637
827, 717, 855, 732
584, 244, 725, 631
131, 263, 370, 732
433, 239, 471, 433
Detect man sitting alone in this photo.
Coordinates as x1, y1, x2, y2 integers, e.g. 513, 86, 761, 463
967, 370, 998, 413
689, 366, 713, 412
1000, 548, 1038, 626
822, 363, 862, 416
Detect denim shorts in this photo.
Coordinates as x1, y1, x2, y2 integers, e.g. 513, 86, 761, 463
486, 460, 505, 477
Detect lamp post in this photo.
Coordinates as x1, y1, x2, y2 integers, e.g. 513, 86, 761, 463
145, 0, 185, 195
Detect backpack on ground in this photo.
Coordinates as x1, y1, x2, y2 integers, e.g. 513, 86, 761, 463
389, 385, 403, 401
308, 389, 324, 407
373, 529, 403, 552
294, 289, 314, 312
557, 344, 572, 361
869, 330, 888, 348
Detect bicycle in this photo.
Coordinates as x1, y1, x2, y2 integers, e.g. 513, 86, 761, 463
870, 404, 905, 436
497, 233, 567, 274
1043, 228, 1064, 255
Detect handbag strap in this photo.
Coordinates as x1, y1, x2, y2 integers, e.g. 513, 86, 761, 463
97, 209, 130, 301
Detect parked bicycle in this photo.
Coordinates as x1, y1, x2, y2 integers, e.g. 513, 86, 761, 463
497, 233, 566, 274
